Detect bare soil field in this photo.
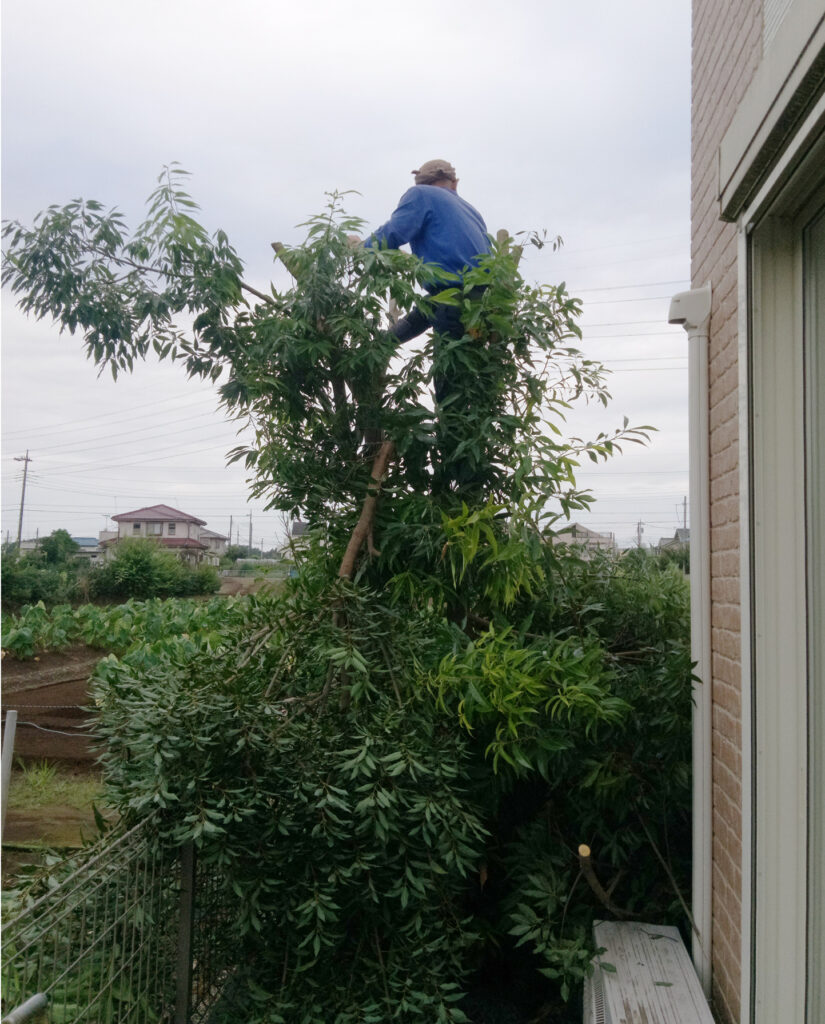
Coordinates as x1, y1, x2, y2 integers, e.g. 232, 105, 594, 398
2, 648, 107, 877
2, 646, 101, 762
218, 575, 273, 596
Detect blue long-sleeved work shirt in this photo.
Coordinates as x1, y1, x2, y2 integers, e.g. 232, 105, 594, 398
364, 185, 491, 290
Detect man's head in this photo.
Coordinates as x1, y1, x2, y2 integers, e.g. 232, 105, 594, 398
412, 159, 458, 190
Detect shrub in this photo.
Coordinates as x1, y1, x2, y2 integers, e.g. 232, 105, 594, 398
1, 550, 80, 610
88, 539, 218, 601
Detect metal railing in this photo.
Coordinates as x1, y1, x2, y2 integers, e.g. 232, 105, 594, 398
1, 819, 235, 1024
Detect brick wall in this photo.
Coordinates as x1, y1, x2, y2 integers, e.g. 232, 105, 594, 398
691, 2, 763, 1021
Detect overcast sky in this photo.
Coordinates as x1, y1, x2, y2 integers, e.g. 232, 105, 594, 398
2, 0, 691, 550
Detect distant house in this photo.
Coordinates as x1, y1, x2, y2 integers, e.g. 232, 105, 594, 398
277, 519, 310, 560
198, 528, 229, 563
107, 505, 209, 565
16, 535, 105, 564
553, 522, 617, 555
657, 527, 690, 552
71, 536, 105, 564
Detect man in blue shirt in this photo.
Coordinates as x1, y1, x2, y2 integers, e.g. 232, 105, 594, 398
359, 159, 492, 347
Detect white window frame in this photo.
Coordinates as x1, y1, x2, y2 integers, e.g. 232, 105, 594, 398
737, 115, 825, 1024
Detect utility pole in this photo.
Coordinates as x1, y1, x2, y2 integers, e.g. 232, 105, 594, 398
682, 495, 688, 530
14, 451, 32, 549
228, 515, 233, 549
636, 520, 644, 548
248, 512, 253, 555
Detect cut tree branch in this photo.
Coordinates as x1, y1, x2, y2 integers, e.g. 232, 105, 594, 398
577, 844, 631, 919
240, 281, 275, 306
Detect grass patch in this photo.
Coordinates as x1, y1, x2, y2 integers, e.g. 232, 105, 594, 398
7, 760, 105, 811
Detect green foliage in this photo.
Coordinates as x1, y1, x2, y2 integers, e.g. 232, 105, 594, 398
38, 528, 80, 565
1, 594, 248, 660
92, 584, 483, 1022
4, 171, 649, 527
87, 538, 219, 601
0, 529, 219, 611
2, 164, 243, 378
1, 547, 80, 611
3, 170, 689, 1018
656, 544, 690, 574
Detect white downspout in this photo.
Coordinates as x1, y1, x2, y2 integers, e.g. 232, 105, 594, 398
668, 284, 713, 997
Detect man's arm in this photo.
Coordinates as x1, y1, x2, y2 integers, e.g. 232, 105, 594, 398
363, 187, 427, 251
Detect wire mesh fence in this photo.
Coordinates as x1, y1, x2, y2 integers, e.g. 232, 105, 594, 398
1, 819, 235, 1024
176, 843, 239, 1024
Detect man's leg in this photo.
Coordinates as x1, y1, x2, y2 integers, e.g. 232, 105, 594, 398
391, 306, 432, 343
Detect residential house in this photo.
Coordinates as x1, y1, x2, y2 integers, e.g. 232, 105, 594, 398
198, 528, 229, 565
16, 535, 105, 564
553, 522, 617, 555
278, 519, 310, 560
71, 536, 105, 565
657, 527, 690, 552
108, 505, 209, 565
685, 3, 824, 1021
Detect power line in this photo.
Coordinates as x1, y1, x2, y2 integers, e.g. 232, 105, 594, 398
576, 331, 682, 341
27, 441, 246, 478
580, 318, 679, 328
2, 390, 221, 439
608, 366, 686, 373
32, 429, 245, 471
559, 250, 687, 273
582, 293, 677, 306
571, 278, 689, 294
23, 411, 238, 456
553, 233, 686, 257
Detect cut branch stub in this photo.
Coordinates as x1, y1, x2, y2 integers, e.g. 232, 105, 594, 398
577, 843, 631, 920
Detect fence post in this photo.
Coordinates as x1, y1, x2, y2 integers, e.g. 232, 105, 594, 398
175, 841, 196, 1024
1, 710, 18, 842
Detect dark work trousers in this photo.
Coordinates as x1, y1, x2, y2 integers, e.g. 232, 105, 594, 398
391, 290, 483, 403
391, 292, 484, 490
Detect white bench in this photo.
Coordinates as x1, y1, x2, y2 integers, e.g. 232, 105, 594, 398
583, 920, 715, 1023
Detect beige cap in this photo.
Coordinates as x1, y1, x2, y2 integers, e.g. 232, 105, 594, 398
411, 159, 457, 185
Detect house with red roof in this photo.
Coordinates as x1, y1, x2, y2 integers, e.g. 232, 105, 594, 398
108, 504, 215, 565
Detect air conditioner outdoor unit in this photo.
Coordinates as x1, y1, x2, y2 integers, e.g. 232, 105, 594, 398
582, 920, 714, 1024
